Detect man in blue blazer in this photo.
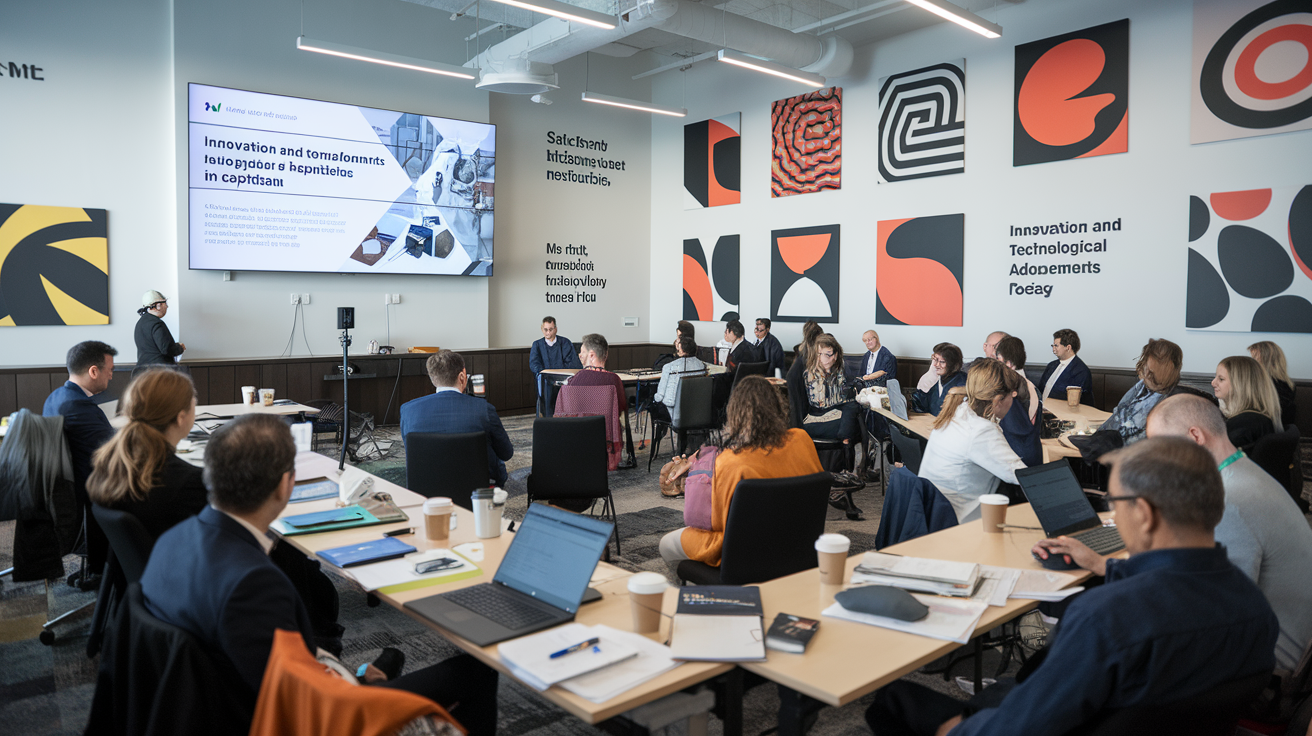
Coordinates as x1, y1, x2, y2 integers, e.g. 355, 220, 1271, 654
529, 316, 582, 416
401, 350, 514, 486
859, 330, 898, 387
752, 318, 785, 376
140, 414, 498, 734
1038, 329, 1094, 406
43, 340, 118, 572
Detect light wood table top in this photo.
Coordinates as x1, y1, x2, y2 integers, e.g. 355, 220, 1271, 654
542, 365, 727, 383
741, 504, 1117, 707
198, 401, 320, 418
274, 475, 731, 724
870, 404, 1107, 463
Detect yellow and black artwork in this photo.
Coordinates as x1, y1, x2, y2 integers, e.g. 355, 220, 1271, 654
0, 203, 109, 326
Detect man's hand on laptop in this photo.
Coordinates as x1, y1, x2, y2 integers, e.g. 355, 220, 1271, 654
1033, 537, 1106, 576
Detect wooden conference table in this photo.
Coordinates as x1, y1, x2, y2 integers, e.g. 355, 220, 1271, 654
871, 400, 1112, 463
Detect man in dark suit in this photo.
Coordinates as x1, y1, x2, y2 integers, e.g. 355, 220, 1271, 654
714, 319, 759, 412
752, 318, 785, 376
859, 330, 897, 387
1038, 328, 1093, 406
401, 350, 514, 486
140, 414, 498, 734
43, 340, 118, 573
529, 316, 582, 416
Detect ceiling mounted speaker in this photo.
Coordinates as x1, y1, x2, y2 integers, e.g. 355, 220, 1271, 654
476, 58, 560, 94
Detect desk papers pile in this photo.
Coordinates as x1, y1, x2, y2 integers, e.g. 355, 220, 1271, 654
822, 594, 988, 644
499, 624, 682, 702
346, 548, 481, 593
852, 553, 981, 598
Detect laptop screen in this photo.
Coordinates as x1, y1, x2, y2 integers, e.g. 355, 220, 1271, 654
1016, 461, 1102, 538
886, 379, 909, 420
493, 504, 614, 614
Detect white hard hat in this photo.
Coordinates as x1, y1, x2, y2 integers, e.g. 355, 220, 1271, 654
142, 290, 167, 307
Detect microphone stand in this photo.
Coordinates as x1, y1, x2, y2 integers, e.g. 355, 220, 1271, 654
338, 328, 352, 471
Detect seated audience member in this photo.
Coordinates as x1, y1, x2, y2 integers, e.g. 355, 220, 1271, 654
1147, 394, 1312, 672
565, 333, 629, 412
799, 335, 861, 449
90, 368, 344, 651
140, 415, 498, 735
1249, 340, 1297, 427
790, 320, 824, 367
911, 343, 966, 416
659, 376, 822, 566
677, 320, 695, 341
873, 437, 1277, 736
1100, 338, 1191, 446
919, 360, 1027, 522
1038, 328, 1093, 404
1213, 355, 1282, 452
993, 336, 1043, 467
400, 350, 513, 486
651, 335, 707, 426
753, 318, 785, 376
529, 316, 582, 414
965, 331, 1008, 370
722, 319, 758, 373
859, 330, 897, 387
44, 340, 119, 574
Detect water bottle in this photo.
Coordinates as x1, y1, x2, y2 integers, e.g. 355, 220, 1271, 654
471, 487, 501, 538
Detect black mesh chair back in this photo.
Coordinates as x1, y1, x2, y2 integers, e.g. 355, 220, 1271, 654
1250, 424, 1305, 510
404, 431, 489, 509
91, 505, 154, 584
730, 361, 771, 391
674, 375, 716, 431
1070, 670, 1270, 736
677, 472, 831, 585
889, 424, 926, 474
527, 417, 620, 554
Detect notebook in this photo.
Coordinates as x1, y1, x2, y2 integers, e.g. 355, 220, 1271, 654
290, 479, 339, 503
317, 536, 417, 568
271, 505, 385, 536
668, 586, 766, 662
1016, 461, 1125, 555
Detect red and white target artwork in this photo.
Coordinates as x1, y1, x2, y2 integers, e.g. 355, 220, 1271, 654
1192, 0, 1312, 144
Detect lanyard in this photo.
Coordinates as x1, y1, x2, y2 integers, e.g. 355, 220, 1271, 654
1217, 449, 1244, 472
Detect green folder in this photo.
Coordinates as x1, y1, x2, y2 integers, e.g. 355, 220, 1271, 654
272, 505, 384, 536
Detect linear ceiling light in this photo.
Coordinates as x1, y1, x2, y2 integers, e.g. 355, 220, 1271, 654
296, 37, 476, 79
717, 50, 826, 88
484, 0, 616, 29
902, 0, 1002, 38
581, 91, 687, 117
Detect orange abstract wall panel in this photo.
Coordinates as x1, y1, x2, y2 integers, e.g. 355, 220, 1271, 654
684, 114, 741, 209
875, 214, 964, 327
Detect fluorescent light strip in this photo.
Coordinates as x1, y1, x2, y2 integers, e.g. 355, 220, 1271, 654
717, 50, 825, 88
297, 37, 476, 79
903, 0, 1002, 38
581, 91, 686, 117
484, 0, 616, 29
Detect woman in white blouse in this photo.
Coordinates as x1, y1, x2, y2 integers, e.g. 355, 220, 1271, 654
919, 359, 1028, 523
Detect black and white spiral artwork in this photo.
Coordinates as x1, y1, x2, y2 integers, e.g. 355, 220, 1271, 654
877, 60, 966, 183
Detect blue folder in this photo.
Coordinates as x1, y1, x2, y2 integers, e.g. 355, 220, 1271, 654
318, 537, 417, 568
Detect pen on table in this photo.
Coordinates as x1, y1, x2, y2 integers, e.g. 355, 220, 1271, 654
549, 637, 600, 659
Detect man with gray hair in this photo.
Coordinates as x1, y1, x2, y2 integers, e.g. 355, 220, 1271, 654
1146, 393, 1312, 671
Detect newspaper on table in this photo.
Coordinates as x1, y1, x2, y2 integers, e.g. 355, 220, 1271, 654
1010, 569, 1084, 601
500, 624, 682, 702
822, 593, 988, 644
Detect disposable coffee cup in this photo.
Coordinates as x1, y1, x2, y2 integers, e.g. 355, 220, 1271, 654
1066, 386, 1082, 409
815, 533, 851, 585
259, 388, 275, 407
241, 386, 256, 405
980, 494, 1009, 533
423, 497, 453, 542
628, 572, 669, 634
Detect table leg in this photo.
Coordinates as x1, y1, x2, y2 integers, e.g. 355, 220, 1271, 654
618, 407, 637, 469
722, 668, 743, 736
973, 637, 983, 694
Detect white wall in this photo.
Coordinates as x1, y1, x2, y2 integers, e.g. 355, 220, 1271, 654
649, 0, 1312, 376
0, 0, 176, 367
488, 54, 653, 350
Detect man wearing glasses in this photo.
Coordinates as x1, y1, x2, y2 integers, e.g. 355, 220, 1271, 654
753, 318, 785, 376
1038, 328, 1093, 405
867, 437, 1277, 735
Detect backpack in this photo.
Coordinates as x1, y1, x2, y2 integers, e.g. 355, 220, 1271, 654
683, 445, 720, 530
658, 455, 693, 498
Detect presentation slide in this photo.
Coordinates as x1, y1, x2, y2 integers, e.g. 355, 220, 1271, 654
187, 83, 495, 276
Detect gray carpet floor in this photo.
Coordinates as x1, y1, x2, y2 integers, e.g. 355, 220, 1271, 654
4, 417, 1310, 735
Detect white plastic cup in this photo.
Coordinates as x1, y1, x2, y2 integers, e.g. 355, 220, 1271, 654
241, 386, 256, 405
628, 572, 669, 633
980, 494, 1010, 534
815, 533, 851, 585
423, 497, 453, 542
259, 388, 275, 406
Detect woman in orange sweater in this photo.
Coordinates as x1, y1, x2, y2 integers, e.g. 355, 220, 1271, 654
659, 375, 824, 566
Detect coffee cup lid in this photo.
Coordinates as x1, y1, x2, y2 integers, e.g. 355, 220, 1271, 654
815, 533, 850, 553
241, 386, 256, 391
979, 494, 1010, 506
627, 571, 669, 595
423, 497, 453, 512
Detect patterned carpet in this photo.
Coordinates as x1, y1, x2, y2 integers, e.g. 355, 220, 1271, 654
3, 417, 1310, 735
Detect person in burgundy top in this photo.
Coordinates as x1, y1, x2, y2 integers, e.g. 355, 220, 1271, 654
565, 333, 628, 411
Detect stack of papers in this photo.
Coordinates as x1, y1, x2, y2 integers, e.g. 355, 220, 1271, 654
852, 553, 981, 598
1011, 569, 1084, 601
823, 593, 988, 644
346, 548, 481, 593
499, 623, 682, 702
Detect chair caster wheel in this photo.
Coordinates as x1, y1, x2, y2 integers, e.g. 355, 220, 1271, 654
845, 511, 865, 522
366, 593, 381, 608
40, 629, 55, 646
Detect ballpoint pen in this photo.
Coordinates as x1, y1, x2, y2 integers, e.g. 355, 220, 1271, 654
549, 637, 600, 659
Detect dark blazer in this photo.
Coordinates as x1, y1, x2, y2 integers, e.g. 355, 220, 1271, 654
754, 333, 785, 376
1226, 411, 1276, 453
107, 455, 208, 541
529, 336, 582, 381
1038, 355, 1093, 405
134, 312, 183, 367
911, 372, 967, 416
140, 506, 316, 702
1000, 394, 1044, 467
861, 346, 898, 387
400, 390, 514, 485
43, 381, 114, 498
724, 340, 760, 374
1274, 380, 1297, 427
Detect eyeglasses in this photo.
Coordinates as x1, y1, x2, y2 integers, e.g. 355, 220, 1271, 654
931, 357, 946, 366
818, 351, 835, 359
754, 326, 765, 332
1105, 495, 1141, 504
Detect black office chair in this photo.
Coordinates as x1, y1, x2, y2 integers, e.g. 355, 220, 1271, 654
889, 423, 926, 475
1250, 425, 1306, 513
87, 505, 157, 657
677, 472, 831, 586
730, 361, 771, 391
1070, 670, 1271, 736
303, 400, 344, 452
404, 431, 490, 509
526, 416, 621, 555
649, 375, 717, 471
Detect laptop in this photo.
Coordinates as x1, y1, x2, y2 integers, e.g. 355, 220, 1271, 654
1015, 460, 1125, 555
885, 379, 910, 420
405, 503, 615, 646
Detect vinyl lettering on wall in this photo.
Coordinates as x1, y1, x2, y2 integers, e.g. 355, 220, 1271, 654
1005, 217, 1120, 297
545, 132, 626, 187
545, 242, 606, 304
2, 62, 45, 81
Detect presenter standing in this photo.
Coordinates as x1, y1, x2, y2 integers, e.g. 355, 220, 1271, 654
133, 290, 185, 378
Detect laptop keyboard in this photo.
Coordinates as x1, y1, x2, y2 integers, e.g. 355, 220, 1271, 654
443, 584, 556, 630
1074, 524, 1126, 555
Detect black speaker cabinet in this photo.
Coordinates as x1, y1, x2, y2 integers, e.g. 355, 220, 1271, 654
337, 307, 355, 330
